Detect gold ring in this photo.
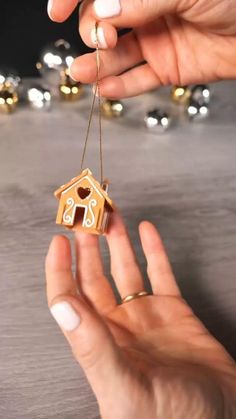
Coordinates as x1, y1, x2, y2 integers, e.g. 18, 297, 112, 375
121, 291, 149, 304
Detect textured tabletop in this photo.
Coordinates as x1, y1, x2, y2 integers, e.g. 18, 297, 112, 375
0, 80, 236, 419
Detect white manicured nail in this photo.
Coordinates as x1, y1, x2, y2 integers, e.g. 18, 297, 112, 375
91, 27, 108, 49
47, 0, 53, 19
50, 302, 81, 332
94, 0, 121, 19
68, 65, 78, 82
92, 84, 99, 96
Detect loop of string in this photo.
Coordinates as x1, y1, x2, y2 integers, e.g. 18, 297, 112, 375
80, 22, 103, 185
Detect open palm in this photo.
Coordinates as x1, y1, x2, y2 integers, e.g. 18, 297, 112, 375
46, 212, 236, 419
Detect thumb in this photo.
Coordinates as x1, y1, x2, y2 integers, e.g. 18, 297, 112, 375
49, 295, 124, 399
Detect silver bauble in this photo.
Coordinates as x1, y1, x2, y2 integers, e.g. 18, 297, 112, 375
0, 67, 21, 90
186, 100, 209, 120
145, 109, 170, 131
27, 85, 52, 110
36, 39, 77, 86
191, 85, 211, 105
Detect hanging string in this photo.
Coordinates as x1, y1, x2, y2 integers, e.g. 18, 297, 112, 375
80, 22, 103, 185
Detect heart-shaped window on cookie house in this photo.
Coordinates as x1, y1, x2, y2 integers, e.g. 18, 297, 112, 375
77, 187, 91, 200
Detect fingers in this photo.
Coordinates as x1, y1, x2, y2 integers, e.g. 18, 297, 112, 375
47, 0, 80, 22
98, 63, 161, 98
75, 232, 117, 314
50, 297, 124, 401
81, 0, 181, 31
139, 222, 181, 297
46, 236, 78, 302
46, 236, 124, 400
49, 0, 183, 27
79, 1, 117, 49
70, 31, 142, 84
90, 21, 117, 49
106, 212, 144, 299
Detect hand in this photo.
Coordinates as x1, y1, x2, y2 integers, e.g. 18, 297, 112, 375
46, 212, 236, 419
47, 0, 236, 97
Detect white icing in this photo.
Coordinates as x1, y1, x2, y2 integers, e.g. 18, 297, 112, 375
83, 199, 97, 228
63, 198, 75, 224
61, 176, 103, 199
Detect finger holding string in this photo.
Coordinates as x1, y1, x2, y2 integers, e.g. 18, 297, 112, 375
70, 31, 143, 83
47, 0, 118, 49
80, 0, 188, 33
95, 64, 161, 98
48, 0, 141, 84
79, 0, 118, 50
78, 0, 186, 50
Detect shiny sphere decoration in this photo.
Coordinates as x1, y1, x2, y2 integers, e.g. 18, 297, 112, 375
0, 84, 19, 114
171, 85, 191, 105
0, 67, 21, 90
145, 109, 170, 131
59, 70, 83, 101
27, 85, 52, 110
36, 39, 77, 86
101, 99, 124, 118
191, 84, 211, 105
186, 100, 209, 120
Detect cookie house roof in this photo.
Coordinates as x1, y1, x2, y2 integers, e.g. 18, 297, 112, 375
54, 168, 113, 208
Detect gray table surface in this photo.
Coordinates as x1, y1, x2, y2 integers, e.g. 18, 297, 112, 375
0, 80, 236, 419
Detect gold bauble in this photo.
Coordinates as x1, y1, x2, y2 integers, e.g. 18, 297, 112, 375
171, 86, 191, 105
0, 83, 19, 113
59, 70, 83, 102
101, 99, 124, 118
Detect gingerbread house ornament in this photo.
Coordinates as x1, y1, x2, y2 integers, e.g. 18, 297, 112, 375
54, 168, 114, 234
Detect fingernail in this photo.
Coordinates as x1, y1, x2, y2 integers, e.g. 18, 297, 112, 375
92, 84, 99, 96
94, 0, 121, 19
50, 301, 81, 332
91, 26, 108, 49
68, 65, 78, 82
47, 0, 53, 19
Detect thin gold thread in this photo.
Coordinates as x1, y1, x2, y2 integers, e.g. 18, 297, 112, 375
80, 22, 103, 185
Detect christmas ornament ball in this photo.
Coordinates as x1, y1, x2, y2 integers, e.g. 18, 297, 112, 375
0, 67, 21, 90
171, 85, 191, 105
101, 99, 124, 118
36, 39, 77, 86
186, 100, 209, 120
0, 85, 19, 113
145, 109, 170, 131
27, 85, 52, 110
191, 84, 211, 105
59, 70, 83, 101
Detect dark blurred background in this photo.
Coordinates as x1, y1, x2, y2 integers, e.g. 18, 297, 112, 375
1, 0, 89, 76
